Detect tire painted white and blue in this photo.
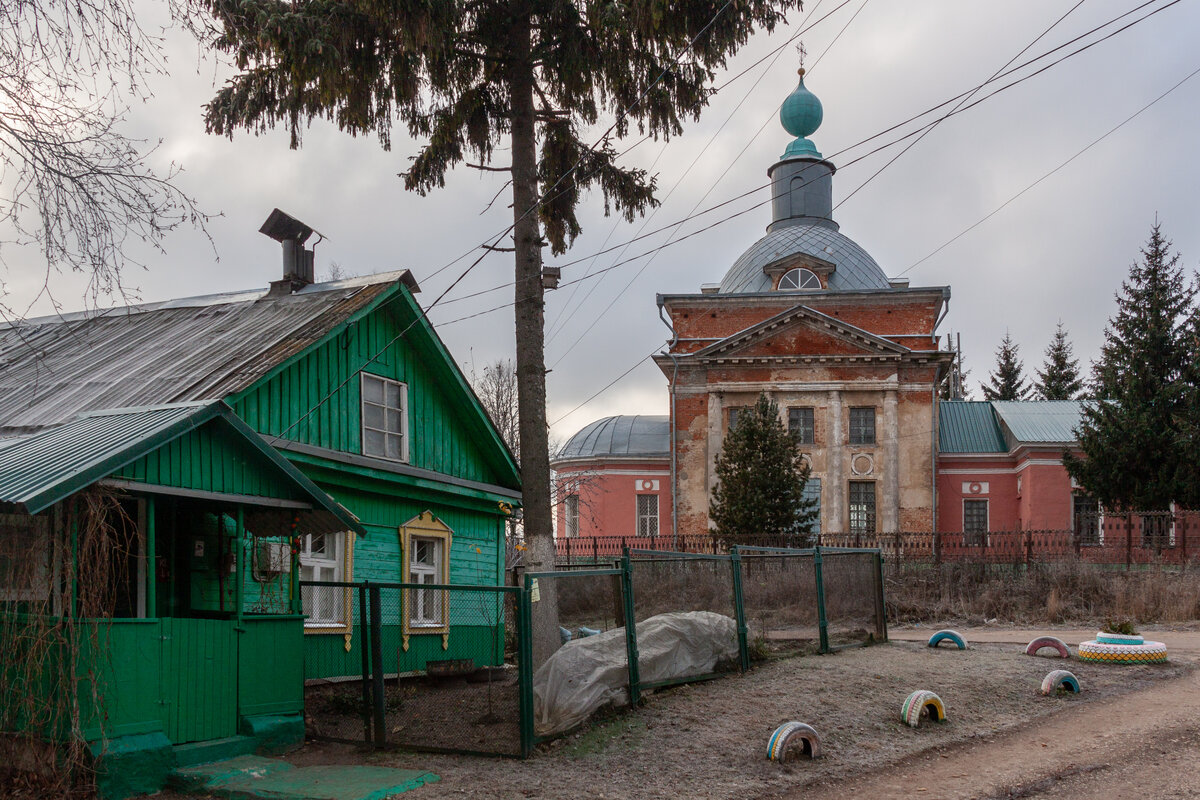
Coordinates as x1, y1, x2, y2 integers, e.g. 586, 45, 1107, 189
559, 626, 573, 644
901, 690, 946, 727
927, 630, 967, 650
1040, 669, 1080, 695
1095, 632, 1145, 646
1025, 636, 1071, 658
766, 722, 822, 761
578, 626, 601, 638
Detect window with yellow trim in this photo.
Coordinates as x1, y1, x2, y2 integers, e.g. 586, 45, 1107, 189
401, 512, 451, 637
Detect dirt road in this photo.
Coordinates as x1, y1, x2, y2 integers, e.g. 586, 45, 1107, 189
788, 628, 1200, 800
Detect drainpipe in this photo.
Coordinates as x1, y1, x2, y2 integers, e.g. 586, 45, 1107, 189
658, 298, 680, 549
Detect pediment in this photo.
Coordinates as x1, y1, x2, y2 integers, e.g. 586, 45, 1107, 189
692, 305, 910, 361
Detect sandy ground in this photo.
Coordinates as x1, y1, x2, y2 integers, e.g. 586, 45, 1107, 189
133, 627, 1200, 800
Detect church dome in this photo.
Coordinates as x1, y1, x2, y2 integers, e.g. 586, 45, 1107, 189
553, 415, 669, 464
718, 224, 890, 294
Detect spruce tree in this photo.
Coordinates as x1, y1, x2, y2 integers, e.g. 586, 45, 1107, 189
1065, 224, 1197, 511
198, 0, 801, 605
1176, 302, 1200, 509
709, 394, 818, 545
1034, 321, 1083, 400
981, 332, 1030, 401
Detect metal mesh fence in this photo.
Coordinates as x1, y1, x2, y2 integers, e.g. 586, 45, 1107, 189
819, 550, 887, 648
302, 582, 525, 757
628, 553, 742, 688
738, 549, 820, 658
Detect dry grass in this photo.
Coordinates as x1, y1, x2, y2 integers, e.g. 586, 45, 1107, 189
887, 562, 1200, 626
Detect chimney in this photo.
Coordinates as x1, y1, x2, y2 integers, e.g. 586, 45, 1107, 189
259, 208, 322, 295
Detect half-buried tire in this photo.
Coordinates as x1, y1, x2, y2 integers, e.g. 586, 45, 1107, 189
767, 722, 822, 761
1025, 636, 1071, 658
1040, 669, 1080, 695
928, 630, 967, 650
901, 690, 946, 728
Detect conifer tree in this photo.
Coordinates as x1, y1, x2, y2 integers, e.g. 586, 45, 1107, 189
1034, 321, 1083, 400
1176, 303, 1200, 509
709, 394, 818, 545
1065, 224, 1197, 511
981, 332, 1030, 401
198, 0, 802, 596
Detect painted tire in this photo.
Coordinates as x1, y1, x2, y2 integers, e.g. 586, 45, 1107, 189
577, 626, 601, 638
901, 690, 946, 727
1095, 632, 1145, 646
767, 722, 822, 761
559, 626, 573, 644
1040, 669, 1080, 695
1025, 636, 1071, 658
1077, 639, 1168, 664
928, 630, 967, 650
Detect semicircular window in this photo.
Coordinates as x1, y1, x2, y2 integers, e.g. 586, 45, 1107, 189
778, 268, 822, 291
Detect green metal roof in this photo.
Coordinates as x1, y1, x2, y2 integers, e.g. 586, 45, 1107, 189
991, 400, 1083, 444
0, 402, 365, 535
938, 401, 1007, 453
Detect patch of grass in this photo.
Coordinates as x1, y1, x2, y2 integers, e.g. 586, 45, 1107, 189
558, 714, 647, 757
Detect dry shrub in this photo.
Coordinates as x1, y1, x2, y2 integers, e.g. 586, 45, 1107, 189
886, 560, 1200, 626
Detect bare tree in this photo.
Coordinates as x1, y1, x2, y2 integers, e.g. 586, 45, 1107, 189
471, 358, 520, 461
0, 0, 209, 318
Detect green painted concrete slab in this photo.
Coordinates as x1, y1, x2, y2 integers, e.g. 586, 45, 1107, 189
218, 765, 440, 800
171, 755, 295, 791
174, 735, 260, 767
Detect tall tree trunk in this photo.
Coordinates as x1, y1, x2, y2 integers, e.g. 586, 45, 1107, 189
507, 4, 558, 667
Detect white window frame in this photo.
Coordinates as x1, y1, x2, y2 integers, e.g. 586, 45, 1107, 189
361, 373, 409, 462
564, 494, 580, 538
636, 494, 659, 538
408, 536, 444, 628
778, 268, 822, 291
300, 532, 352, 631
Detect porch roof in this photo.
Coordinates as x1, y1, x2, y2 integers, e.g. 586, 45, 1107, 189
0, 402, 364, 535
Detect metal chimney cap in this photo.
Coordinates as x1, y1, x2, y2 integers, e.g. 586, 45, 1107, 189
259, 208, 322, 244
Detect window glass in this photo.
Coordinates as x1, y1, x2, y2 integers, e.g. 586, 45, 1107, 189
636, 494, 659, 537
788, 407, 815, 445
778, 268, 821, 290
728, 406, 749, 431
848, 481, 876, 536
408, 537, 443, 627
565, 494, 579, 538
361, 373, 407, 461
963, 499, 988, 546
849, 407, 876, 445
300, 532, 346, 627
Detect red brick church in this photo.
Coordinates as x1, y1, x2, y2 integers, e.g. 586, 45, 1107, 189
552, 71, 1089, 547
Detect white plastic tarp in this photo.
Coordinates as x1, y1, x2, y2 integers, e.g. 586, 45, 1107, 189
532, 610, 738, 736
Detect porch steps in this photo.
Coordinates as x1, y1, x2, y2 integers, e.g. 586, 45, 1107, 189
173, 735, 260, 767
170, 755, 440, 799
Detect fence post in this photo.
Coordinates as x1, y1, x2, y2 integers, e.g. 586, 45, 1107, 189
813, 546, 830, 654
358, 583, 372, 745
517, 585, 534, 757
620, 549, 641, 706
933, 530, 941, 565
729, 547, 749, 672
873, 551, 888, 642
1025, 529, 1033, 570
592, 536, 599, 563
565, 536, 571, 566
368, 586, 386, 748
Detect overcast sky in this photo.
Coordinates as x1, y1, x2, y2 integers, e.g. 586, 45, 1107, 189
5, 0, 1200, 445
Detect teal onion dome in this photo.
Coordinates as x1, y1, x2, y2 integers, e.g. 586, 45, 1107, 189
779, 69, 823, 160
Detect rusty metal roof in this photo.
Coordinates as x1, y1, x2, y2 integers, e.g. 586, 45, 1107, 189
0, 273, 410, 435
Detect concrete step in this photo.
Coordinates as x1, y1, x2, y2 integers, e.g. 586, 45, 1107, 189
170, 755, 294, 792
170, 757, 439, 800
173, 736, 260, 768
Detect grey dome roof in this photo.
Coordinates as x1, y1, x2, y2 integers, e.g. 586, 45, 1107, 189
554, 415, 669, 463
719, 224, 890, 293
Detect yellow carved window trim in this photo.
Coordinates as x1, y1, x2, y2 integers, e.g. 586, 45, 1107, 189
400, 511, 452, 650
302, 531, 355, 636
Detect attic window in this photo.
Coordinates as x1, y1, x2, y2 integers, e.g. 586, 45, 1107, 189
778, 268, 821, 291
361, 373, 409, 462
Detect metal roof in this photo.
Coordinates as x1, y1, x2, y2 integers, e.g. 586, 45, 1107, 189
553, 415, 670, 463
938, 401, 1006, 453
0, 273, 411, 435
0, 402, 365, 534
718, 224, 891, 294
991, 400, 1083, 444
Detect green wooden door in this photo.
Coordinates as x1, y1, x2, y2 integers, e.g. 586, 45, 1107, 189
160, 618, 238, 743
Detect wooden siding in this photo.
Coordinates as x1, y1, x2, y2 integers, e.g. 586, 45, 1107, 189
231, 296, 505, 487
114, 423, 306, 502
239, 616, 305, 717
159, 618, 238, 743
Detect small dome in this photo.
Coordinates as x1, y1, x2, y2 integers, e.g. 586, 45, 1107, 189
553, 415, 669, 464
719, 224, 890, 293
780, 71, 823, 139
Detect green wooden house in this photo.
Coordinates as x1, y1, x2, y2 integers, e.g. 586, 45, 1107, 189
0, 214, 521, 797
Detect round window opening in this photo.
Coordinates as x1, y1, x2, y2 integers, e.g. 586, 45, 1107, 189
778, 268, 822, 291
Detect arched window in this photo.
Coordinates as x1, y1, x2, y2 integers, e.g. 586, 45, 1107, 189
778, 268, 821, 291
